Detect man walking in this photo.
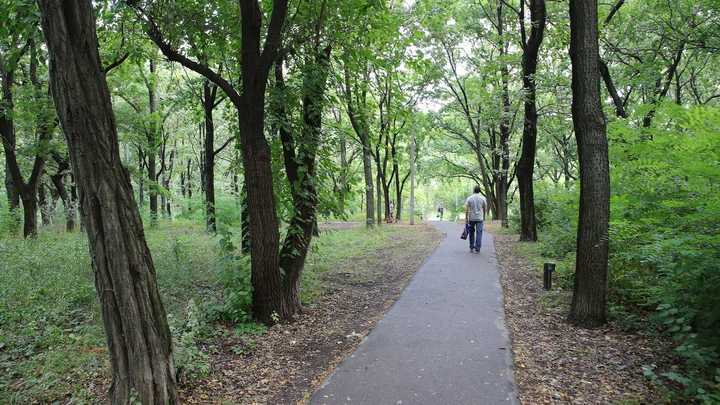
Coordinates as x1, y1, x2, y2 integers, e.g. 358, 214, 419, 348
465, 186, 487, 253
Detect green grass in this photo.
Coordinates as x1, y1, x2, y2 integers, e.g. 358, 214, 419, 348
0, 220, 423, 403
0, 220, 222, 404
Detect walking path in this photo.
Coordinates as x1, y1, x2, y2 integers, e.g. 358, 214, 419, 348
311, 221, 517, 405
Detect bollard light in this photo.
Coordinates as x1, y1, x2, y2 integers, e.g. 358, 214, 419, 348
543, 263, 556, 290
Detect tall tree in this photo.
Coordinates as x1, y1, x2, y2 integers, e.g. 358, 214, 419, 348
516, 0, 547, 242
37, 0, 177, 402
567, 0, 610, 327
342, 59, 375, 228
133, 0, 304, 322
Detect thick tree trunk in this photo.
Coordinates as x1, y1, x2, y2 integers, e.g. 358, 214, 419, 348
239, 108, 285, 322
38, 1, 177, 403
517, 0, 546, 242
567, 0, 610, 328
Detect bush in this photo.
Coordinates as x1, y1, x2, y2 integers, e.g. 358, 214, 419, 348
530, 105, 720, 400
206, 226, 253, 324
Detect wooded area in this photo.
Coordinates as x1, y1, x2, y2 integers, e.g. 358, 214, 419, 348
1, 0, 719, 403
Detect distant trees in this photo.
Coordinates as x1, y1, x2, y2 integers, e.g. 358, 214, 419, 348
0, 21, 55, 238
37, 0, 177, 402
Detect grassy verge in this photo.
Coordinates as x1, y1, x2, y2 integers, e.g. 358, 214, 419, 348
0, 220, 221, 403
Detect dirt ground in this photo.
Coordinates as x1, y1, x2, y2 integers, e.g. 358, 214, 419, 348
490, 226, 673, 404
179, 223, 442, 404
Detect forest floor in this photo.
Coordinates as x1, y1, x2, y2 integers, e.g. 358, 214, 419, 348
488, 222, 675, 404
178, 223, 442, 404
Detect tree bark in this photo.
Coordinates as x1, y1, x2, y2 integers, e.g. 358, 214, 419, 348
38, 1, 177, 402
567, 0, 610, 327
517, 0, 546, 242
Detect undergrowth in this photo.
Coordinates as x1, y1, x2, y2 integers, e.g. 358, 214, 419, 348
508, 105, 720, 402
0, 219, 414, 403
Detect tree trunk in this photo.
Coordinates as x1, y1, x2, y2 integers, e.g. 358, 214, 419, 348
38, 1, 177, 402
362, 140, 375, 227
203, 80, 217, 232
276, 45, 331, 316
148, 152, 157, 223
497, 2, 511, 228
138, 149, 145, 207
338, 134, 348, 214
409, 134, 416, 225
147, 59, 158, 225
50, 162, 76, 231
518, 0, 546, 242
567, 0, 610, 328
69, 175, 78, 231
4, 162, 19, 211
375, 163, 382, 226
240, 182, 251, 253
239, 107, 285, 322
20, 192, 39, 237
186, 158, 192, 200
39, 179, 52, 226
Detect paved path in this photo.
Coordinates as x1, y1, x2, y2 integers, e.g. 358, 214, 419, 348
311, 221, 517, 405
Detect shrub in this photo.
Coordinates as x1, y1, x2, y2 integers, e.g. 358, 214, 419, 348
533, 105, 720, 400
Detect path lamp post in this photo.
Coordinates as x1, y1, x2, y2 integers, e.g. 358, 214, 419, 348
543, 262, 556, 290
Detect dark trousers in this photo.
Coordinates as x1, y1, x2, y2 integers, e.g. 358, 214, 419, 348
468, 220, 484, 250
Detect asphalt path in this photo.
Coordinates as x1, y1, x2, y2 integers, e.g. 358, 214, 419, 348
311, 221, 517, 405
